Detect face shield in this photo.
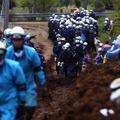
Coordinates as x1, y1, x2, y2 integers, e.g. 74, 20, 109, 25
11, 34, 25, 40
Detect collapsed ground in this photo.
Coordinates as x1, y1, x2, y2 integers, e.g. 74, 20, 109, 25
13, 22, 120, 120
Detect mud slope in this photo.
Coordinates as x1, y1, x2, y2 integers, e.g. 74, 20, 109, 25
49, 57, 120, 120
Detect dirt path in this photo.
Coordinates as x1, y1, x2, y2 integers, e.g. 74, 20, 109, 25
12, 22, 76, 120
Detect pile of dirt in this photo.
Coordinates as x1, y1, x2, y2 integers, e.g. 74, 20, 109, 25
48, 56, 120, 120
32, 52, 120, 120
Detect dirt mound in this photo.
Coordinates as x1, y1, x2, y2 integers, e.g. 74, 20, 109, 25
49, 56, 120, 120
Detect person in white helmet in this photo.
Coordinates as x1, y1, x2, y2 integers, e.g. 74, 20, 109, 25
58, 43, 74, 77
0, 41, 26, 120
110, 78, 120, 105
83, 42, 91, 63
5, 26, 47, 120
72, 39, 84, 74
95, 47, 103, 64
3, 28, 12, 47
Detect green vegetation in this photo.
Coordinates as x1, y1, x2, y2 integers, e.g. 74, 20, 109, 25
5, 0, 120, 13
0, 0, 120, 13
97, 17, 111, 42
9, 0, 119, 13
110, 11, 120, 40
93, 1, 105, 12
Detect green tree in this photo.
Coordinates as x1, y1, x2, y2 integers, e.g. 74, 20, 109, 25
74, 0, 81, 8
0, 0, 15, 10
58, 0, 74, 7
36, 0, 57, 12
112, 0, 120, 10
0, 0, 3, 10
93, 0, 105, 12
20, 0, 33, 13
103, 0, 113, 10
20, 0, 57, 13
80, 0, 92, 9
9, 0, 16, 9
92, 0, 113, 10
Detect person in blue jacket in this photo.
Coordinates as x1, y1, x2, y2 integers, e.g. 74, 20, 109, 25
5, 26, 47, 120
3, 28, 12, 47
0, 41, 26, 120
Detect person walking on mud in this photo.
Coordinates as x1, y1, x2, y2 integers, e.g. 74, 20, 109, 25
5, 26, 47, 120
0, 41, 26, 120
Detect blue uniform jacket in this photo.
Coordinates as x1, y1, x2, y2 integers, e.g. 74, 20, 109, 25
0, 59, 26, 109
5, 45, 46, 107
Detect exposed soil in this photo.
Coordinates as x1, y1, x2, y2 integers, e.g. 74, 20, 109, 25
12, 22, 120, 120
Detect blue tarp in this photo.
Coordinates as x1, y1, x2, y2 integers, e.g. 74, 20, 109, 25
81, 33, 86, 42
106, 35, 120, 59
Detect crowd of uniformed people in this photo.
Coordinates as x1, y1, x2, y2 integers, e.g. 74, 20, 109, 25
48, 9, 120, 114
48, 8, 113, 77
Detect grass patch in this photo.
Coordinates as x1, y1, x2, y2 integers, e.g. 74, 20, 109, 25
97, 17, 111, 43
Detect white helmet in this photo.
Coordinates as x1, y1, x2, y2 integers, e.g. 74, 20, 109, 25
60, 37, 66, 41
99, 43, 103, 47
75, 40, 80, 44
105, 17, 109, 21
110, 78, 120, 89
104, 21, 108, 24
4, 28, 12, 36
58, 41, 62, 45
11, 26, 25, 35
90, 9, 93, 12
11, 26, 25, 39
56, 34, 61, 37
83, 42, 88, 46
98, 47, 102, 52
65, 42, 70, 47
75, 36, 81, 40
80, 40, 83, 44
0, 41, 6, 55
62, 44, 68, 50
110, 88, 120, 104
